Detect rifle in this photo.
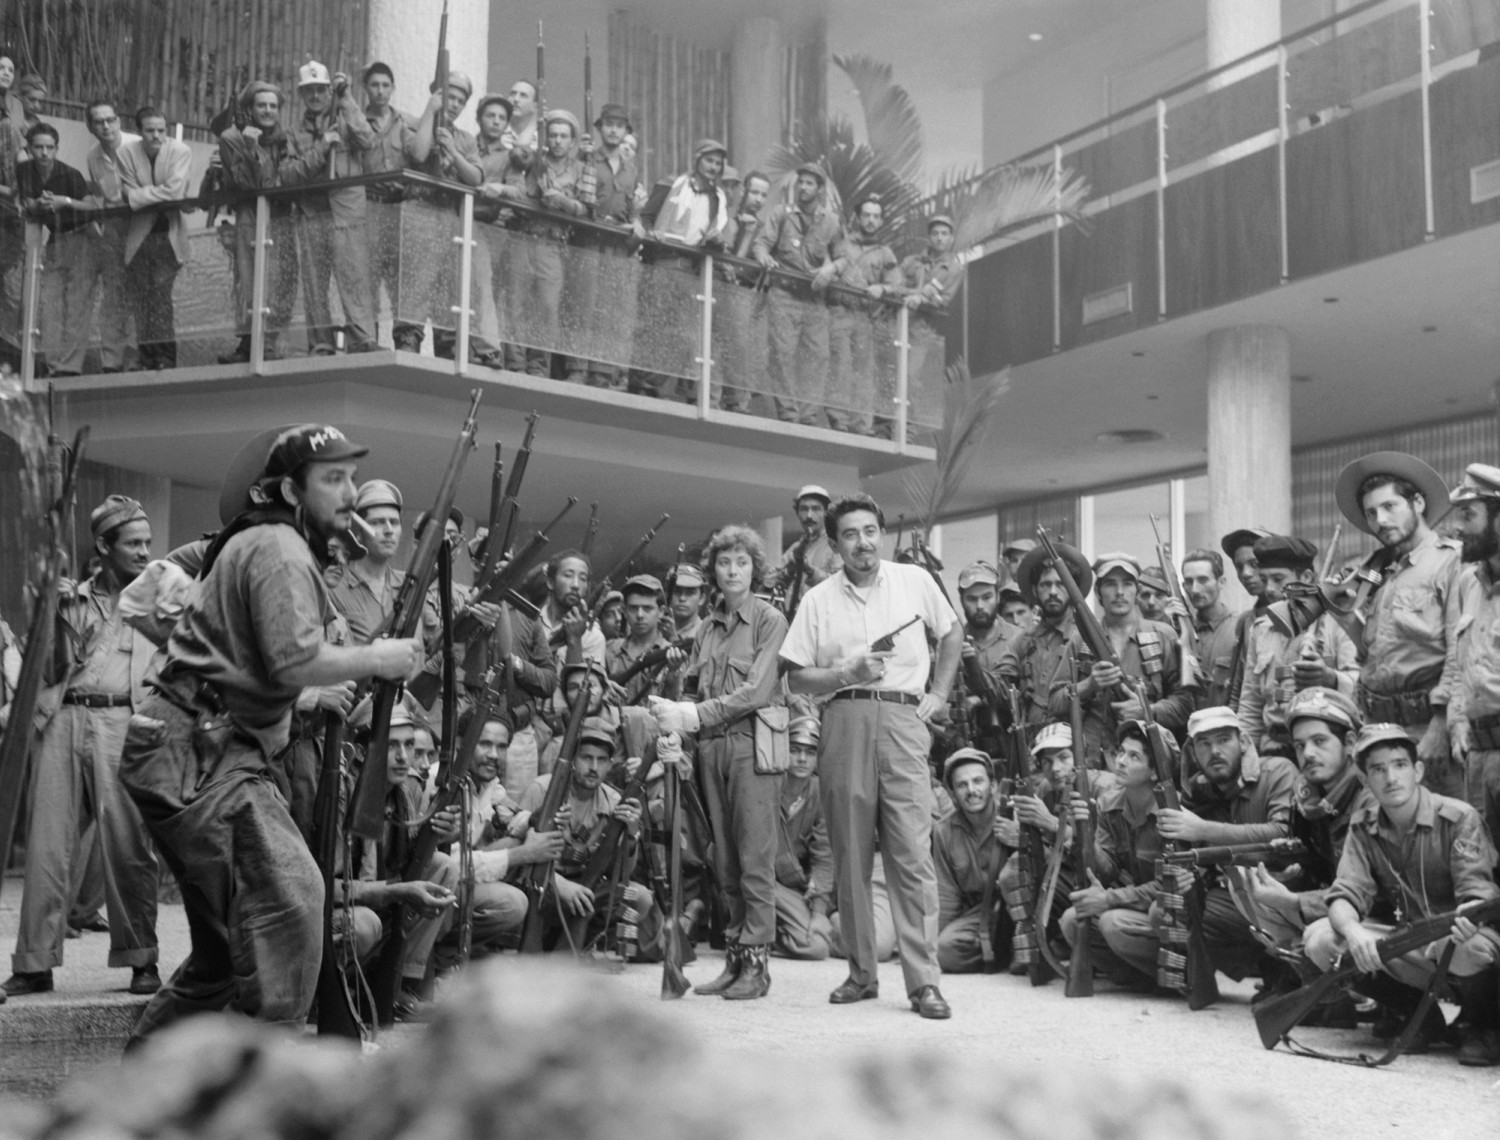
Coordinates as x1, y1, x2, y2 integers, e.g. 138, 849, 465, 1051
473, 441, 502, 572
1148, 513, 1198, 689
1140, 685, 1219, 1009
612, 639, 687, 695
960, 640, 1001, 748
1164, 838, 1307, 869
580, 501, 599, 561
478, 411, 538, 594
870, 614, 922, 653
347, 390, 482, 840
312, 711, 362, 1037
432, 0, 451, 140
661, 749, 690, 997
515, 680, 591, 953
1035, 527, 1125, 699
536, 20, 547, 120
1317, 523, 1344, 584
583, 31, 594, 145
1254, 898, 1500, 1053
1065, 652, 1095, 998
784, 531, 811, 617
0, 423, 87, 905
463, 496, 579, 625
584, 512, 671, 616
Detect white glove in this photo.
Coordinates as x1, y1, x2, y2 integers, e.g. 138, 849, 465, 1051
648, 696, 700, 736
656, 730, 692, 779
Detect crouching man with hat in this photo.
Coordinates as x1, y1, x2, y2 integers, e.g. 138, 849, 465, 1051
932, 747, 1006, 974
1446, 462, 1500, 845
116, 425, 426, 1044
1304, 723, 1500, 1065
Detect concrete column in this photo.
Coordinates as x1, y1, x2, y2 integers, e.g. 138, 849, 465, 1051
1205, 0, 1279, 87
367, 0, 490, 131
731, 17, 787, 174
760, 515, 784, 561
1207, 326, 1291, 600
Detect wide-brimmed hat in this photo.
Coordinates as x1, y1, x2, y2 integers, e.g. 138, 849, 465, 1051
1335, 452, 1450, 536
1015, 540, 1092, 605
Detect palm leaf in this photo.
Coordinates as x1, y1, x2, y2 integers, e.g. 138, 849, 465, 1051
831, 53, 925, 188
949, 162, 1091, 254
767, 116, 923, 244
900, 359, 1010, 534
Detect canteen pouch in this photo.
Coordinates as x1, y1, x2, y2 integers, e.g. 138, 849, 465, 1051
752, 706, 790, 775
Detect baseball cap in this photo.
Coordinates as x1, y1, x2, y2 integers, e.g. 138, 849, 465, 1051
355, 478, 403, 514
577, 717, 616, 751
942, 747, 993, 787
1354, 722, 1417, 766
794, 484, 831, 506
1002, 538, 1037, 558
1186, 706, 1240, 739
1137, 566, 1171, 594
1030, 723, 1072, 756
789, 716, 821, 745
673, 564, 707, 589
622, 573, 665, 600
1093, 553, 1142, 583
264, 424, 368, 480
90, 494, 147, 539
957, 561, 1001, 590
297, 60, 331, 88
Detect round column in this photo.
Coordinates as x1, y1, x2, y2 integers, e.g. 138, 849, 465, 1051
730, 17, 787, 174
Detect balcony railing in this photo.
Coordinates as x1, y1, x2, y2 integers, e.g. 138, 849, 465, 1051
948, 0, 1500, 372
0, 170, 946, 448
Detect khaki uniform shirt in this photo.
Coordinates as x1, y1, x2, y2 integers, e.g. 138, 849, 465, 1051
774, 531, 842, 603
1359, 531, 1463, 705
1449, 561, 1500, 731
520, 772, 622, 880
1051, 615, 1197, 757
1001, 616, 1075, 731
689, 595, 787, 732
752, 201, 840, 274
1194, 602, 1242, 709
933, 802, 1002, 928
1236, 613, 1358, 748
776, 773, 832, 899
1181, 745, 1297, 844
1092, 784, 1165, 911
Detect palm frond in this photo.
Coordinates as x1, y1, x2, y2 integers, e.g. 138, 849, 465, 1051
767, 116, 924, 243
831, 53, 925, 188
948, 163, 1091, 255
899, 360, 1010, 534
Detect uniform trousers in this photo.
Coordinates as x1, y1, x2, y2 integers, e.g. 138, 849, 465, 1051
764, 285, 829, 425
125, 231, 180, 369
120, 694, 323, 1044
13, 704, 159, 973
772, 882, 831, 959
82, 218, 132, 370
937, 903, 995, 974
500, 226, 566, 377
1305, 916, 1500, 988
819, 700, 941, 995
296, 196, 375, 351
231, 207, 296, 345
38, 229, 94, 373
565, 233, 636, 389
827, 303, 875, 435
395, 197, 458, 350
367, 198, 404, 342
1463, 747, 1500, 849
710, 273, 765, 413
828, 857, 897, 963
697, 732, 779, 947
1061, 905, 1159, 981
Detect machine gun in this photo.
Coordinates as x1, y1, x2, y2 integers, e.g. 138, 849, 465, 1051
1035, 526, 1125, 702
1164, 838, 1307, 869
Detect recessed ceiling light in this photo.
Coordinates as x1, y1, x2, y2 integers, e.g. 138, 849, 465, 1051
1292, 373, 1312, 383
1096, 429, 1164, 444
1131, 350, 1146, 357
1323, 297, 1339, 303
1422, 325, 1437, 332
1445, 397, 1459, 405
1146, 394, 1159, 401
1028, 32, 1044, 42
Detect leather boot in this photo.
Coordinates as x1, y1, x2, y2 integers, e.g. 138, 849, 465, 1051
723, 944, 771, 1001
1455, 972, 1500, 1067
1355, 973, 1450, 1051
693, 941, 742, 996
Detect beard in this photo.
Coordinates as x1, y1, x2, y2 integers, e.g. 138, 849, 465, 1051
1462, 526, 1500, 564
967, 608, 996, 631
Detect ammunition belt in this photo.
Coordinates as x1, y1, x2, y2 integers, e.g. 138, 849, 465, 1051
1357, 684, 1434, 727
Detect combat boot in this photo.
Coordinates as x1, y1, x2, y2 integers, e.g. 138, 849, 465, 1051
723, 945, 771, 1001
1454, 972, 1500, 1067
693, 941, 742, 996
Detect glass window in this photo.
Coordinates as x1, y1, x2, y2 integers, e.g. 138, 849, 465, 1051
1088, 482, 1171, 561
931, 514, 998, 598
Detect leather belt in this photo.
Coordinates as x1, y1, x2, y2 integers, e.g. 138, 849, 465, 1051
1358, 684, 1434, 727
831, 688, 920, 708
62, 691, 131, 708
699, 721, 754, 741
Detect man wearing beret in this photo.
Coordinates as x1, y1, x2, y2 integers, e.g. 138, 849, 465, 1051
773, 486, 842, 615
1446, 462, 1500, 846
1049, 553, 1196, 766
5, 496, 162, 999
1000, 539, 1088, 738
1235, 534, 1357, 757
1219, 526, 1272, 709
1333, 452, 1465, 800
116, 426, 427, 1041
1304, 723, 1500, 1064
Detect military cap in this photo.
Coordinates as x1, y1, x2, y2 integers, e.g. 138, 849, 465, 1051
1002, 538, 1037, 558
543, 108, 580, 136
1285, 687, 1362, 734
561, 659, 610, 686
721, 165, 742, 185
1186, 706, 1240, 739
622, 573, 665, 600
1093, 552, 1142, 583
927, 214, 955, 232
693, 138, 728, 163
957, 560, 1001, 590
594, 102, 632, 131
266, 424, 367, 480
942, 746, 994, 788
297, 60, 332, 88
90, 494, 147, 539
476, 93, 514, 122
442, 71, 474, 98
1252, 534, 1317, 572
1353, 722, 1417, 766
796, 162, 828, 185
673, 564, 707, 589
1220, 527, 1272, 558
414, 505, 465, 540
239, 79, 282, 109
998, 582, 1025, 603
16, 75, 47, 96
789, 715, 821, 745
1335, 451, 1450, 536
1015, 540, 1092, 605
794, 484, 831, 506
389, 704, 416, 731
577, 717, 617, 752
599, 589, 624, 610
354, 478, 403, 514
1137, 565, 1171, 594
1030, 722, 1073, 756
1450, 463, 1500, 504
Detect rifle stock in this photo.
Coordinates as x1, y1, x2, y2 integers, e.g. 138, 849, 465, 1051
313, 713, 362, 1038
586, 513, 670, 615
661, 758, 689, 998
348, 390, 481, 839
1165, 838, 1307, 868
515, 682, 591, 953
1065, 654, 1095, 998
1254, 898, 1500, 1049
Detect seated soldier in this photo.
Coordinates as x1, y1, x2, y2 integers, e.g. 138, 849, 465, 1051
1155, 706, 1297, 998
513, 717, 643, 950
1304, 724, 1500, 1065
1062, 720, 1171, 989
771, 716, 835, 960
934, 747, 1005, 974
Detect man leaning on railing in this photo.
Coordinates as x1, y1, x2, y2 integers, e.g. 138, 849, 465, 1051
118, 107, 191, 370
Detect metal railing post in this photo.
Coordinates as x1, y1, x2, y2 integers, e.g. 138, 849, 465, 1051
19, 225, 44, 389
453, 193, 475, 373
1155, 98, 1167, 320
895, 304, 910, 449
249, 194, 271, 373
1051, 143, 1063, 351
1277, 43, 1290, 282
1419, 1, 1435, 239
696, 253, 714, 418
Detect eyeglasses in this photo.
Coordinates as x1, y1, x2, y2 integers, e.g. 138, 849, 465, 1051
91, 116, 118, 126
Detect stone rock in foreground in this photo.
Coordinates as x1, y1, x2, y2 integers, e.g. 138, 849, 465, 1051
5, 961, 1290, 1140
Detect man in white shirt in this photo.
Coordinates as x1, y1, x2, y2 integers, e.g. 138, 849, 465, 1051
117, 107, 191, 370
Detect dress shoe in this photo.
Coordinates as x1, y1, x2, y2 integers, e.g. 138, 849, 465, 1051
129, 966, 161, 995
909, 984, 951, 1020
2, 970, 54, 996
828, 977, 879, 1004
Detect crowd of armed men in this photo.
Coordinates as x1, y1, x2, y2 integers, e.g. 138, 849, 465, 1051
5, 428, 1500, 1067
0, 52, 954, 432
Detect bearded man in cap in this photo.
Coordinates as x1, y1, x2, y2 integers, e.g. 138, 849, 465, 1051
1333, 452, 1464, 799
567, 102, 643, 390
773, 485, 841, 614
4, 496, 162, 1000
754, 162, 841, 425
116, 425, 426, 1043
956, 560, 1018, 756
1235, 534, 1358, 757
1447, 462, 1500, 843
1050, 553, 1195, 766
1001, 539, 1089, 737
818, 195, 902, 436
